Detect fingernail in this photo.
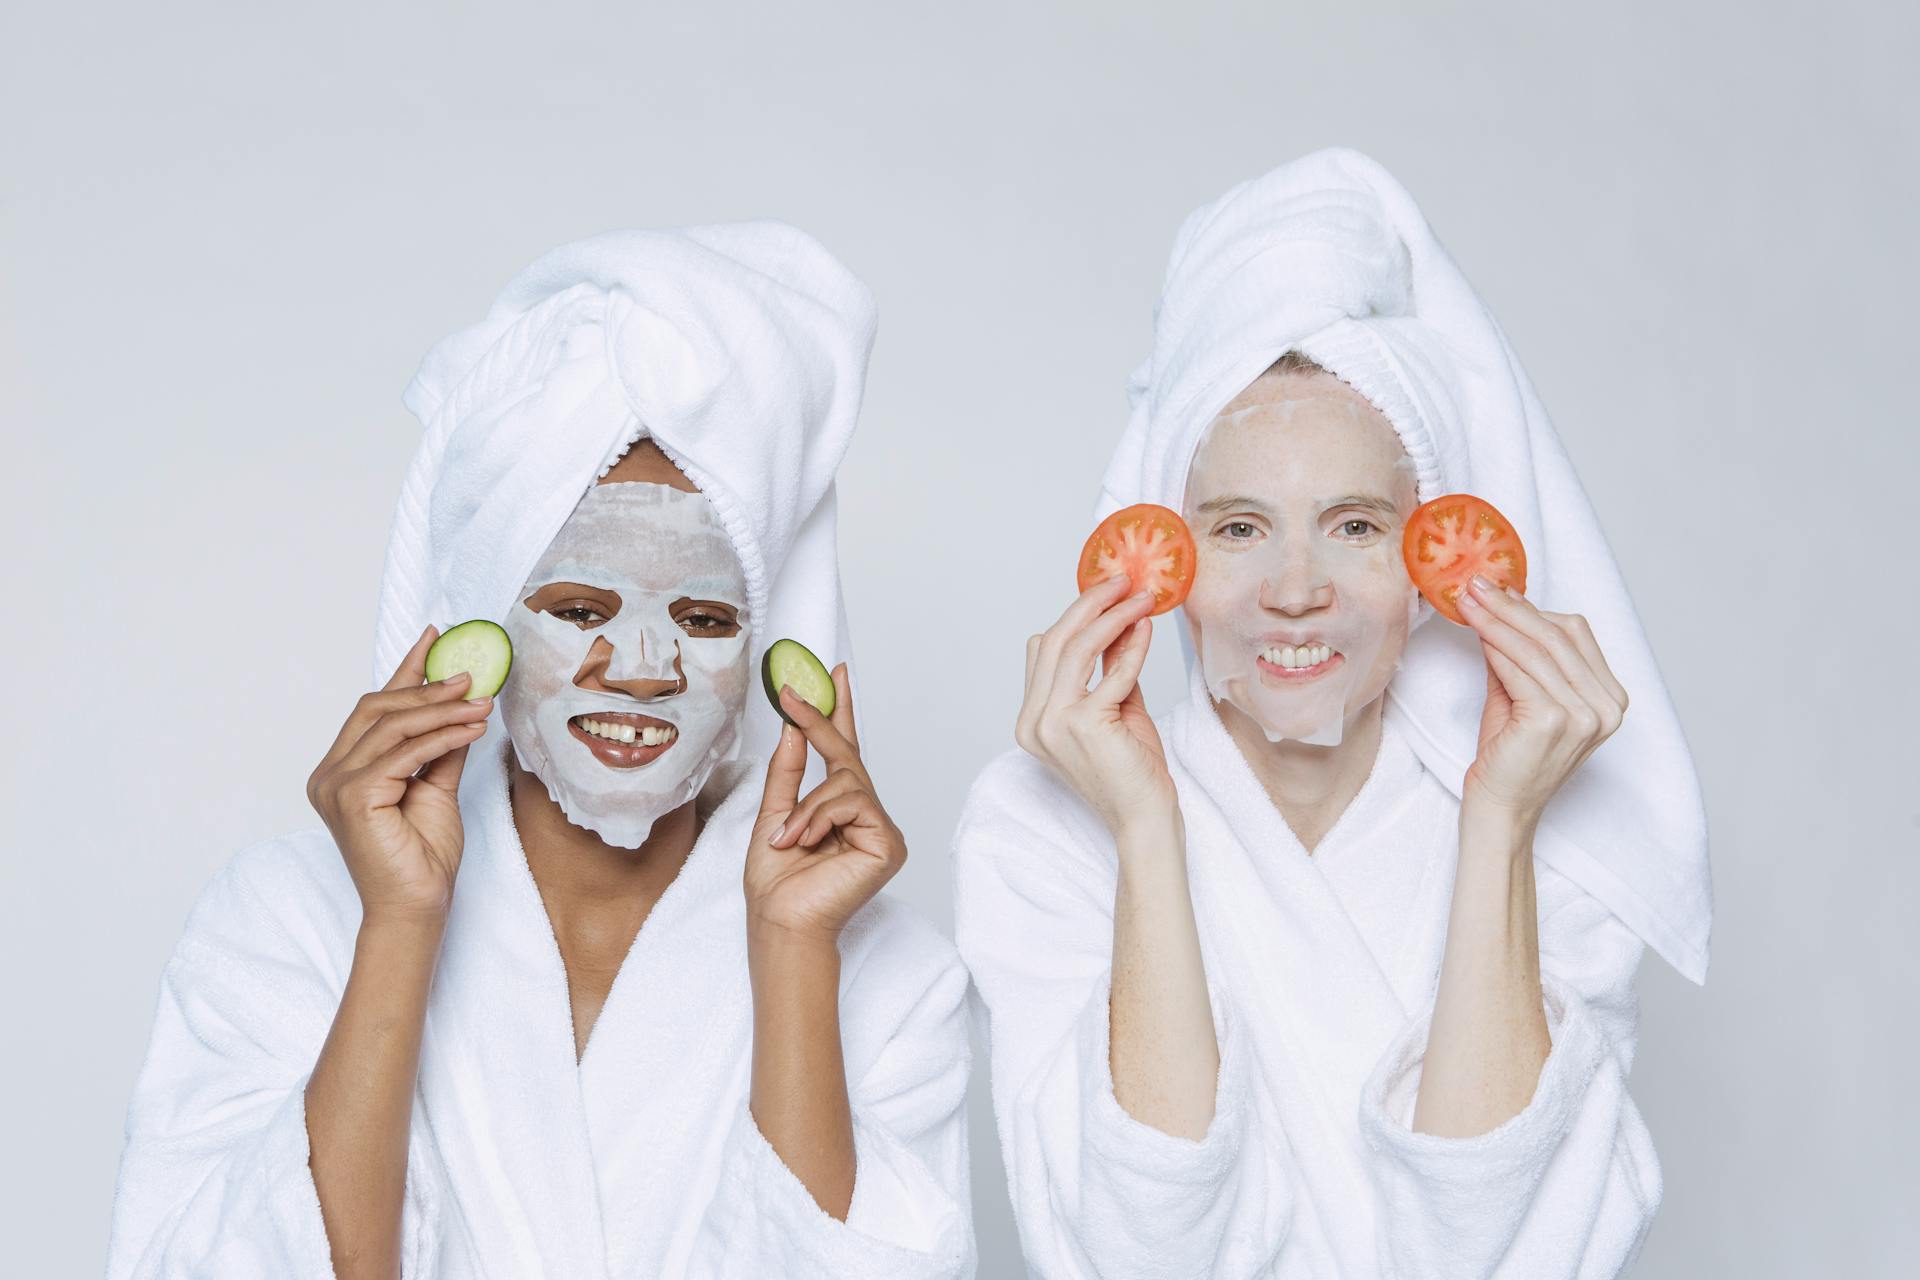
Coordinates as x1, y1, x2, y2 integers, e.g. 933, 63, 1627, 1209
772, 822, 785, 842
1505, 583, 1524, 600
476, 695, 493, 706
1470, 574, 1493, 593
1459, 590, 1481, 611
1132, 589, 1152, 602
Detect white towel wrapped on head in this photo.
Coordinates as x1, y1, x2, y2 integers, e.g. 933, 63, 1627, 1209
108, 221, 977, 1279
958, 145, 1686, 1277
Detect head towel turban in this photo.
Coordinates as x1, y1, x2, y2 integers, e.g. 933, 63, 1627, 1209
372, 220, 876, 780
1099, 147, 1712, 983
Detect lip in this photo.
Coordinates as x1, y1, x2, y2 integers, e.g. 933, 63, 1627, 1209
1255, 649, 1345, 683
567, 710, 679, 769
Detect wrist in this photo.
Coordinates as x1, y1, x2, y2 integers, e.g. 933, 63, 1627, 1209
747, 917, 844, 969
1459, 798, 1538, 859
352, 910, 447, 984
1111, 801, 1185, 868
359, 904, 450, 938
1113, 802, 1182, 852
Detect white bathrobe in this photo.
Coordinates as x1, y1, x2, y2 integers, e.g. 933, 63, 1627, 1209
108, 221, 978, 1278
108, 736, 975, 1279
954, 661, 1660, 1279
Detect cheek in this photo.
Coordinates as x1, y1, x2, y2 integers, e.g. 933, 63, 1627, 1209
1186, 547, 1258, 618
502, 613, 590, 700
681, 637, 751, 708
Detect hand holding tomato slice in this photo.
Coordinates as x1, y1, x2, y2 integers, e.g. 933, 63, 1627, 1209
1410, 496, 1629, 829
1076, 504, 1195, 616
1019, 507, 1192, 838
1017, 571, 1175, 837
1402, 494, 1528, 626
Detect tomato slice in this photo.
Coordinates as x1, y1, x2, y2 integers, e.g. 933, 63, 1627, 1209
1077, 503, 1196, 616
1401, 494, 1528, 625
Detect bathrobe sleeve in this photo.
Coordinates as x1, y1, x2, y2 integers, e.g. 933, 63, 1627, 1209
106, 836, 443, 1279
1357, 858, 1663, 1279
687, 900, 976, 1278
953, 749, 1293, 1279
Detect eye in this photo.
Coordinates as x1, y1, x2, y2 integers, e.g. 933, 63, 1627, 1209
1218, 520, 1261, 540
1337, 518, 1381, 539
677, 609, 739, 636
553, 604, 608, 626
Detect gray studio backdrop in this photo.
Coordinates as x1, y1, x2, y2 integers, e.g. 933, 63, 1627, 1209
5, 2, 1914, 1275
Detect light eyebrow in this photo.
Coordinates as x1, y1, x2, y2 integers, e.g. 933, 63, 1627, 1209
1193, 494, 1273, 516
1326, 494, 1402, 520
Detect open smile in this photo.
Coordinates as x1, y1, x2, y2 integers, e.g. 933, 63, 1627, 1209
1255, 644, 1344, 683
567, 711, 680, 769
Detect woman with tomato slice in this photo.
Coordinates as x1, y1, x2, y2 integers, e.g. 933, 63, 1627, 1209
954, 148, 1708, 1279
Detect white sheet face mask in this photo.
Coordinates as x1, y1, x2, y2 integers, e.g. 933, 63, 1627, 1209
498, 481, 752, 848
1181, 390, 1422, 747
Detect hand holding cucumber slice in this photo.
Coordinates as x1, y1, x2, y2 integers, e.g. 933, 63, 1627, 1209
425, 620, 514, 699
761, 638, 835, 726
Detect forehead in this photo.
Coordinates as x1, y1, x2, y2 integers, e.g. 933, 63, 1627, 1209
526, 481, 744, 595
1187, 375, 1413, 500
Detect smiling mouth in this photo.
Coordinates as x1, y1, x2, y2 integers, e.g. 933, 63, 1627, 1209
567, 711, 679, 768
1255, 644, 1344, 682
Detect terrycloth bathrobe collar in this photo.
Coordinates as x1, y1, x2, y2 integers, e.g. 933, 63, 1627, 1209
416, 734, 760, 1276
1163, 657, 1453, 1272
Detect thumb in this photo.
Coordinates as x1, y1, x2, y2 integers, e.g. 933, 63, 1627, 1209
419, 738, 473, 797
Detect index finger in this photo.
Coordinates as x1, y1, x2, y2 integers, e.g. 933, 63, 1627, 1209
1046, 572, 1136, 646
780, 684, 868, 781
382, 624, 439, 692
759, 720, 808, 821
827, 663, 859, 754
1029, 572, 1136, 703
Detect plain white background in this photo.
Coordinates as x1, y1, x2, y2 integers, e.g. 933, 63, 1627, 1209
5, 2, 1914, 1274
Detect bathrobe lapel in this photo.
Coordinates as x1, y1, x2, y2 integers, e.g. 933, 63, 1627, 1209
1165, 662, 1436, 1273
417, 736, 757, 1278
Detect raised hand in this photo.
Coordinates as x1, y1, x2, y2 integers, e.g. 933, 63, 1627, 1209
1015, 572, 1173, 835
744, 663, 906, 945
306, 623, 495, 921
1456, 573, 1629, 827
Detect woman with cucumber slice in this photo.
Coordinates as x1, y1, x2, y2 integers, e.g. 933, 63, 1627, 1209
107, 225, 975, 1279
954, 148, 1711, 1278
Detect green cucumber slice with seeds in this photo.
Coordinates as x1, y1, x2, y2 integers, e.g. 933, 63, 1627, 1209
761, 638, 835, 725
425, 620, 513, 699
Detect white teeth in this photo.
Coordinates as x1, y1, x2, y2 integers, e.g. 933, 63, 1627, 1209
1261, 643, 1336, 670
578, 717, 677, 746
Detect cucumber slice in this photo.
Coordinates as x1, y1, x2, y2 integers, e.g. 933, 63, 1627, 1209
425, 620, 513, 699
761, 638, 835, 726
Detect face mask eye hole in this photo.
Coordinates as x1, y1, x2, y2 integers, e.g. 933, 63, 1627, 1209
552, 605, 608, 627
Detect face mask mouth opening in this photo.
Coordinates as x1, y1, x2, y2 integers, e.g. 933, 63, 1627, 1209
566, 711, 684, 764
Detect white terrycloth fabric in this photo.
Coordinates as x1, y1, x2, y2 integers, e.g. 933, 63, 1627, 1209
1100, 146, 1711, 984
378, 219, 873, 772
955, 662, 1663, 1278
955, 147, 1685, 1277
108, 222, 976, 1278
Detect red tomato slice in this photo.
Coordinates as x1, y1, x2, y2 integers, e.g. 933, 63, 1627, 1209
1076, 503, 1196, 617
1402, 493, 1528, 626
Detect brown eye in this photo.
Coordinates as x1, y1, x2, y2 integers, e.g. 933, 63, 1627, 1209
554, 605, 608, 626
676, 609, 738, 636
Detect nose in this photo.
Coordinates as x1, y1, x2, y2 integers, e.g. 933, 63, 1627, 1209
572, 632, 686, 701
1256, 536, 1335, 616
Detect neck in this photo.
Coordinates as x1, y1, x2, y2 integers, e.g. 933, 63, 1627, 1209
506, 752, 702, 924
1216, 695, 1386, 855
